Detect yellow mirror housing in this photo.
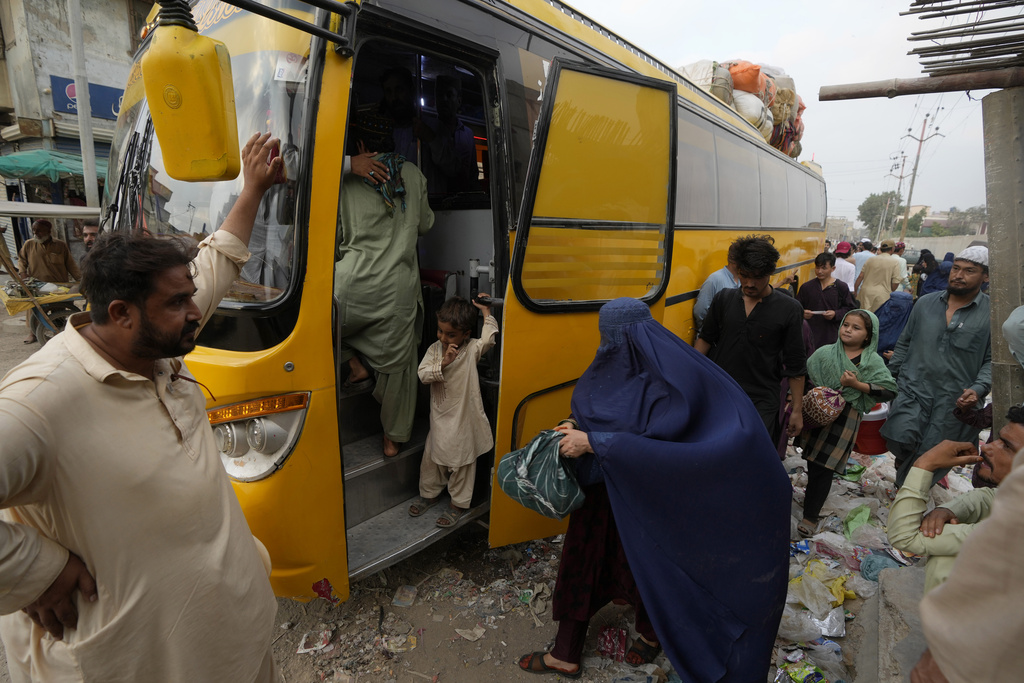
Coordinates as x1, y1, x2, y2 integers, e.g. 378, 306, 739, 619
141, 17, 240, 181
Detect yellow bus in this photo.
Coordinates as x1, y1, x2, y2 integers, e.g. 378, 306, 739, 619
105, 0, 825, 603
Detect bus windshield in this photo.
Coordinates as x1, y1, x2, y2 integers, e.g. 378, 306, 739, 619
109, 19, 312, 305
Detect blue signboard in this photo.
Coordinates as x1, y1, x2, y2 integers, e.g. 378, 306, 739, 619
49, 75, 124, 121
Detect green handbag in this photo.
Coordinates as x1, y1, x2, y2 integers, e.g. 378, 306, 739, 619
496, 430, 585, 520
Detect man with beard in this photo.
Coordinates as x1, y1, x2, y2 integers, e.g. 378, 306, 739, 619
881, 246, 991, 487
695, 234, 807, 444
18, 219, 81, 343
0, 133, 284, 682
379, 66, 420, 163
81, 222, 99, 252
419, 75, 477, 195
911, 407, 1024, 682
887, 406, 1024, 593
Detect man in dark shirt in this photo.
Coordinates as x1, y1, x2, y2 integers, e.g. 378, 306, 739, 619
695, 235, 807, 443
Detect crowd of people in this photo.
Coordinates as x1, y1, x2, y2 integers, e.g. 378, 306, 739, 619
1, 117, 1020, 681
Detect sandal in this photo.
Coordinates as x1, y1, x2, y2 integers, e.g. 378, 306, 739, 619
518, 651, 582, 679
408, 496, 440, 517
625, 637, 661, 666
796, 520, 816, 538
435, 505, 466, 528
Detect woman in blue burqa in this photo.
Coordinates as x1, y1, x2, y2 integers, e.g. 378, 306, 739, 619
518, 298, 791, 681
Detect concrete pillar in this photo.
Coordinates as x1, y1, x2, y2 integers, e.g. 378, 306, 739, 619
983, 87, 1024, 428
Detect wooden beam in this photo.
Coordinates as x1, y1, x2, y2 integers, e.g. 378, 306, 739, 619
819, 67, 1024, 101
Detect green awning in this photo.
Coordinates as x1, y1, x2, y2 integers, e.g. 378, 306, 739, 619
0, 150, 108, 183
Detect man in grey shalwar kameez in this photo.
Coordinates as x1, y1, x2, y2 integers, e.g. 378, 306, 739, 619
881, 246, 991, 487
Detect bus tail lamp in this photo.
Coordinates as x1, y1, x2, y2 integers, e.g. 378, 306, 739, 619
208, 393, 309, 482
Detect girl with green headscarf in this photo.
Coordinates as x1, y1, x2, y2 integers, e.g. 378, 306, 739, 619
797, 310, 898, 537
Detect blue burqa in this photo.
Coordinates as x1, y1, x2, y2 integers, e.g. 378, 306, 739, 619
571, 298, 791, 682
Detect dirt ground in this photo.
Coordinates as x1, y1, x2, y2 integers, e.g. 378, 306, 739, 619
0, 272, 872, 683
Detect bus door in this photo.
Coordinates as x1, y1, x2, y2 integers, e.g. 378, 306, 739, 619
489, 59, 677, 548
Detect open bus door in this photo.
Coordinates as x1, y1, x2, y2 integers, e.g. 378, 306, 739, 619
489, 60, 677, 547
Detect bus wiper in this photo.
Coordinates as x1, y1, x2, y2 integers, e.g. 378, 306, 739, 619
105, 129, 140, 232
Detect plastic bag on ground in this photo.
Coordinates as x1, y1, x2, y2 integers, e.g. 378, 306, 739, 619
802, 558, 844, 584
850, 522, 889, 550
824, 495, 878, 520
811, 606, 846, 638
783, 454, 807, 473
812, 531, 869, 571
777, 605, 822, 643
806, 638, 848, 681
847, 573, 879, 598
842, 504, 872, 538
860, 553, 900, 581
787, 574, 836, 618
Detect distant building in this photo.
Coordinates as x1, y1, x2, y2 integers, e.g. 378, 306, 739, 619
825, 216, 853, 242
0, 0, 150, 248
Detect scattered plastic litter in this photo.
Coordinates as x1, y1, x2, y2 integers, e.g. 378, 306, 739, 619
391, 585, 417, 607
775, 659, 826, 682
597, 625, 628, 662
382, 634, 416, 653
859, 553, 901, 581
842, 505, 872, 539
454, 625, 486, 642
296, 628, 333, 654
810, 607, 846, 638
850, 522, 888, 550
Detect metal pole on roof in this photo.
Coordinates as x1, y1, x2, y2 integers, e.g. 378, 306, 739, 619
67, 0, 99, 208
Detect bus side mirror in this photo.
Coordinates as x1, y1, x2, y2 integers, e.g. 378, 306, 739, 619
141, 0, 240, 181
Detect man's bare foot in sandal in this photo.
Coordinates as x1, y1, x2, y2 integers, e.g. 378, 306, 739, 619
347, 357, 371, 383
797, 518, 816, 538
436, 504, 466, 528
517, 651, 581, 678
383, 436, 399, 458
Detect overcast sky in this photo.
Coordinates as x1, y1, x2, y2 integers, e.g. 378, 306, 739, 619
569, 0, 992, 226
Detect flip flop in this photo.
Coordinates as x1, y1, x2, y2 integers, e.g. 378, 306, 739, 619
408, 496, 440, 517
625, 637, 662, 666
517, 652, 582, 679
796, 521, 815, 538
435, 505, 466, 528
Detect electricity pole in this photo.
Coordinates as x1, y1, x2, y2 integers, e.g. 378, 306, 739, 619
876, 153, 908, 242
899, 114, 944, 241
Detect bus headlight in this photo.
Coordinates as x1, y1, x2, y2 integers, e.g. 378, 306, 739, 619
213, 422, 248, 457
207, 393, 309, 482
246, 417, 288, 453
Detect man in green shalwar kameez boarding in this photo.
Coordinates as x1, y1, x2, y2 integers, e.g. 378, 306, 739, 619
334, 112, 434, 457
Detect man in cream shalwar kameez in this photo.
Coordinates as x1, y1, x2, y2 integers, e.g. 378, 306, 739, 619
417, 314, 498, 509
0, 134, 282, 682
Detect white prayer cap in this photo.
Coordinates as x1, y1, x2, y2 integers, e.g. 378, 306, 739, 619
955, 245, 989, 267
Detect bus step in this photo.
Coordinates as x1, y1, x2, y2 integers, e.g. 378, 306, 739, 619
337, 390, 386, 446
342, 421, 429, 528
347, 495, 489, 583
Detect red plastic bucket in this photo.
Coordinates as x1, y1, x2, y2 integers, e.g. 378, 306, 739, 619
854, 403, 889, 456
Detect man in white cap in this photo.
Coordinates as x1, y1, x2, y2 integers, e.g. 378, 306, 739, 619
882, 245, 991, 487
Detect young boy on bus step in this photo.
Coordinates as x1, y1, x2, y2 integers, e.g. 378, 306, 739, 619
409, 294, 498, 527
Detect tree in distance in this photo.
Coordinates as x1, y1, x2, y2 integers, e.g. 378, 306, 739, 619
858, 191, 903, 232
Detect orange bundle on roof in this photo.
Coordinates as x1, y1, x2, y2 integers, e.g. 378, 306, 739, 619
727, 60, 761, 93
725, 60, 775, 108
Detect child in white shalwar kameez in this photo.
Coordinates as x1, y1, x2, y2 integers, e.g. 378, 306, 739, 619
410, 295, 499, 527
